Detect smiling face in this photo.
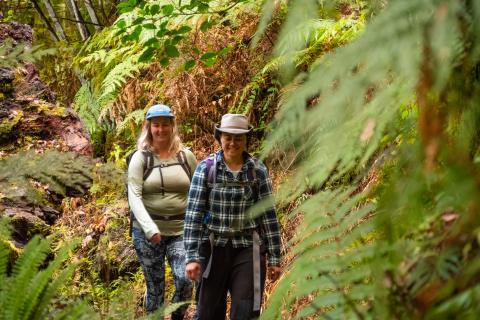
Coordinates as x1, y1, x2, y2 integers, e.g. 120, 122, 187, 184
220, 132, 247, 160
149, 117, 173, 147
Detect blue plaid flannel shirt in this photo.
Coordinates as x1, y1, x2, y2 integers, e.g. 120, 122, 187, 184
184, 151, 282, 267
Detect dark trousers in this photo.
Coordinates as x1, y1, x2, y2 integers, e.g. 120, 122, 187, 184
196, 241, 266, 320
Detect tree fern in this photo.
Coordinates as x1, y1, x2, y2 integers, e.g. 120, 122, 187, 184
261, 0, 480, 318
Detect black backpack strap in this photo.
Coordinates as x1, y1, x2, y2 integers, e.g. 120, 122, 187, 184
142, 151, 154, 180
176, 150, 193, 181
247, 157, 260, 202
246, 157, 262, 234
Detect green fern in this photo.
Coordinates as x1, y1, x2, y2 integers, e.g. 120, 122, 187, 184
0, 218, 10, 282
0, 150, 92, 204
0, 222, 93, 320
97, 52, 146, 108
261, 0, 480, 318
116, 108, 146, 136
74, 82, 101, 134
0, 39, 55, 68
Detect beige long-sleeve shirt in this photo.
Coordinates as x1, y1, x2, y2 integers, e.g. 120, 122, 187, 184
128, 148, 197, 238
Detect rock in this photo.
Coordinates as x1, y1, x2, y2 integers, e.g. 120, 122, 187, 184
2, 206, 50, 245
0, 22, 93, 248
0, 22, 32, 44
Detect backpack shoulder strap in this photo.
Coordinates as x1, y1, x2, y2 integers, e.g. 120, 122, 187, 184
248, 157, 260, 181
247, 157, 260, 202
203, 154, 217, 225
141, 150, 154, 180
205, 153, 217, 187
176, 149, 193, 181
126, 150, 152, 178
125, 150, 136, 167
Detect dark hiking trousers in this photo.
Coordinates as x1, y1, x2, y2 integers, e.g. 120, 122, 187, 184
195, 241, 266, 320
132, 227, 192, 319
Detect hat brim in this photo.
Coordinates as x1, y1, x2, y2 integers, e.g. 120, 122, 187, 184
214, 125, 253, 141
214, 125, 253, 135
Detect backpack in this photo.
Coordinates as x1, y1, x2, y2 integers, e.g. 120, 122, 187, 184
126, 149, 193, 236
202, 153, 260, 226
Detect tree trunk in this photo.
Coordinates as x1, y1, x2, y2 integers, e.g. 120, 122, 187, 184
97, 0, 108, 23
41, 0, 67, 41
29, 0, 59, 41
83, 0, 101, 31
65, 0, 90, 41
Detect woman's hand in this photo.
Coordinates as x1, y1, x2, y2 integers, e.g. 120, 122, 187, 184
150, 233, 161, 243
186, 262, 201, 281
268, 266, 282, 281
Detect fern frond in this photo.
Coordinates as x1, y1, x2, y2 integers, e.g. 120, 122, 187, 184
97, 53, 147, 114
426, 283, 480, 319
1, 236, 51, 320
263, 186, 376, 319
0, 218, 11, 290
0, 39, 55, 68
0, 235, 88, 320
115, 109, 146, 136
30, 262, 78, 320
73, 82, 101, 134
50, 300, 94, 320
263, 0, 480, 317
0, 150, 92, 203
24, 240, 77, 320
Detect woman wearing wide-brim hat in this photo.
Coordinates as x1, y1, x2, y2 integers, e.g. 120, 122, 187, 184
128, 104, 197, 318
184, 113, 282, 319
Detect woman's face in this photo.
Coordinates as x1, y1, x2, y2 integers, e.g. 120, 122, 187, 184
150, 117, 173, 146
220, 133, 247, 159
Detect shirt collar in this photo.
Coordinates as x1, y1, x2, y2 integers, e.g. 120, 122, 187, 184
216, 150, 255, 171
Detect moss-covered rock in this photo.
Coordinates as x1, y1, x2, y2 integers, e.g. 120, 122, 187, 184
0, 110, 22, 142
30, 101, 67, 118
2, 206, 50, 245
0, 21, 93, 249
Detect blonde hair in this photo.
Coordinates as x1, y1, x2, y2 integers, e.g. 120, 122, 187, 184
137, 117, 183, 154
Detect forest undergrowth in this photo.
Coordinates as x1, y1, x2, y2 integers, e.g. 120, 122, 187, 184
2, 0, 480, 319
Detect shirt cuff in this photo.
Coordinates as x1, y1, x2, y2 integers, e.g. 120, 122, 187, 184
267, 255, 281, 267
185, 254, 200, 265
145, 227, 160, 240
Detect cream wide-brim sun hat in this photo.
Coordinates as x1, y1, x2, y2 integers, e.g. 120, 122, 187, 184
214, 114, 253, 140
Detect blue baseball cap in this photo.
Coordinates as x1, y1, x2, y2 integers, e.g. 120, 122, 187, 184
146, 104, 174, 119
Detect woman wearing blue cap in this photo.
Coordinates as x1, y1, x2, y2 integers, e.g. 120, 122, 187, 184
127, 104, 197, 318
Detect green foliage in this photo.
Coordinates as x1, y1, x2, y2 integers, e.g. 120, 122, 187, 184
72, 0, 258, 156
262, 0, 480, 318
114, 0, 242, 67
73, 82, 102, 134
0, 150, 93, 204
0, 39, 55, 68
37, 43, 82, 106
74, 28, 147, 121
0, 220, 92, 320
89, 161, 126, 204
